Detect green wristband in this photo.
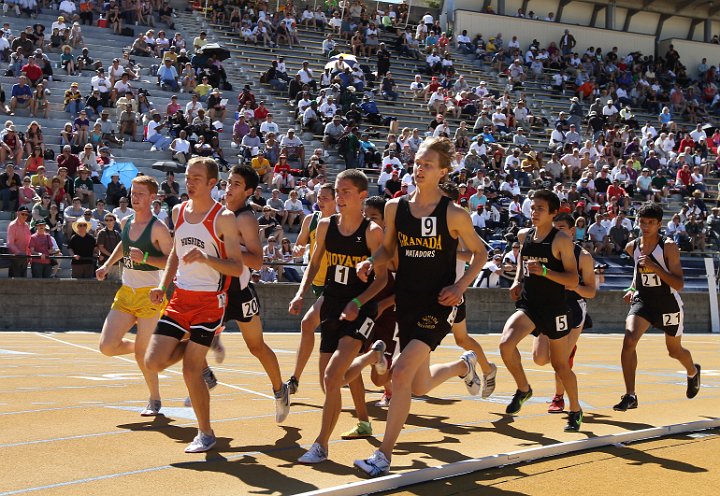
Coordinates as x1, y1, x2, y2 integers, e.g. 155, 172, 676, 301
542, 264, 547, 277
142, 251, 149, 264
624, 286, 636, 292
352, 297, 363, 309
367, 256, 374, 264
159, 285, 167, 292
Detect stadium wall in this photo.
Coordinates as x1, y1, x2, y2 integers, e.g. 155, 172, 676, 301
657, 38, 719, 80
453, 11, 656, 61
0, 280, 712, 333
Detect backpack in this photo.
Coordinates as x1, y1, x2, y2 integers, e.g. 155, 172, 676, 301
44, 149, 55, 161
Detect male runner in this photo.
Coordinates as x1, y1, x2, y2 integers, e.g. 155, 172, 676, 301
354, 137, 488, 477
144, 157, 246, 453
285, 183, 337, 394
96, 176, 173, 416
499, 189, 582, 432
533, 212, 596, 413
614, 202, 700, 411
289, 169, 387, 464
223, 164, 289, 422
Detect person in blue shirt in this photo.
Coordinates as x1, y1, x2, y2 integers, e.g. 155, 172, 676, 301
10, 76, 33, 113
481, 127, 496, 144
157, 59, 179, 92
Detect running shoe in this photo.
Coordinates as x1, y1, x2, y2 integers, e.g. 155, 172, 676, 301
505, 387, 533, 415
687, 363, 701, 399
548, 394, 565, 414
613, 394, 638, 411
568, 344, 577, 368
211, 334, 226, 363
375, 391, 392, 407
564, 410, 583, 432
460, 351, 481, 396
286, 376, 299, 395
275, 383, 290, 423
184, 431, 217, 453
371, 340, 388, 375
297, 443, 328, 464
140, 399, 162, 417
481, 362, 498, 398
354, 449, 390, 477
184, 368, 219, 407
341, 420, 373, 439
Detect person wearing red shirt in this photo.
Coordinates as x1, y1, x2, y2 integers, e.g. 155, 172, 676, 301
273, 154, 291, 175
676, 163, 692, 193
606, 179, 628, 203
254, 101, 269, 121
21, 57, 44, 86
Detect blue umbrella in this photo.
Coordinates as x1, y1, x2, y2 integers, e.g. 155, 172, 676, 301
101, 161, 139, 189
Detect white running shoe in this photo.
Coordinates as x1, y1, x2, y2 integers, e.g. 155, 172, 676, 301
460, 351, 481, 396
297, 443, 327, 464
140, 399, 161, 416
275, 383, 290, 423
354, 449, 390, 477
375, 391, 391, 407
481, 362, 498, 398
185, 431, 217, 453
371, 340, 388, 375
211, 334, 226, 363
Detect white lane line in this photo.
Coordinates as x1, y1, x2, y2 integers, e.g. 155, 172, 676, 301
36, 333, 273, 399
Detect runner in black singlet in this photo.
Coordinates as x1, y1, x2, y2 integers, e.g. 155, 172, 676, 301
534, 213, 597, 414
614, 202, 700, 412
223, 165, 290, 423
354, 137, 488, 477
289, 169, 386, 465
499, 190, 583, 432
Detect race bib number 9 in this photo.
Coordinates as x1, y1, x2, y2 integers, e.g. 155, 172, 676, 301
421, 216, 437, 237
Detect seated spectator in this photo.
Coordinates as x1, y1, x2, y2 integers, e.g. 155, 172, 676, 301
1, 125, 24, 167
258, 206, 283, 241
10, 75, 33, 114
157, 59, 179, 92
283, 190, 304, 231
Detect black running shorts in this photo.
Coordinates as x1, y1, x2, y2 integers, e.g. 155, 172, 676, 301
319, 297, 378, 354
396, 293, 458, 352
628, 295, 683, 336
224, 283, 261, 324
568, 298, 592, 330
517, 299, 572, 340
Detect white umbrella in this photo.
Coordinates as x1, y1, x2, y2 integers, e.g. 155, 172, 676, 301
325, 53, 358, 71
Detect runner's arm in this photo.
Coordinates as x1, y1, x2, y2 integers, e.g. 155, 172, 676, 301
294, 218, 329, 299
144, 218, 173, 269
449, 204, 487, 293
292, 213, 313, 257
548, 230, 579, 288
653, 240, 684, 291
358, 200, 398, 278
353, 223, 388, 306
572, 249, 597, 299
238, 213, 263, 270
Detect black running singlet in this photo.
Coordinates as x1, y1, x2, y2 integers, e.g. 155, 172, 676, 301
395, 195, 458, 295
566, 243, 587, 302
632, 236, 681, 303
323, 215, 372, 300
228, 203, 254, 294
520, 227, 566, 302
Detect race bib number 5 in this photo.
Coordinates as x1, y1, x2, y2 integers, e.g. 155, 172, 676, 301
555, 314, 569, 332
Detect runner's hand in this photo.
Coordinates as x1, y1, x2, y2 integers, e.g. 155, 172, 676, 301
509, 282, 522, 301
95, 265, 107, 281
288, 295, 303, 315
182, 247, 208, 264
623, 290, 635, 304
129, 247, 144, 263
149, 287, 165, 305
438, 284, 463, 307
356, 259, 374, 282
340, 300, 359, 321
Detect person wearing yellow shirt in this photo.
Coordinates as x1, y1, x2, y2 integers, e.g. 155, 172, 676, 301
194, 75, 212, 102
251, 149, 272, 186
192, 31, 208, 51
31, 166, 51, 190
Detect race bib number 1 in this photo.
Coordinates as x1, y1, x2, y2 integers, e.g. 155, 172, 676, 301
357, 317, 374, 339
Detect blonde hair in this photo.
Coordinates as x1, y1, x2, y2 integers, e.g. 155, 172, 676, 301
418, 136, 456, 174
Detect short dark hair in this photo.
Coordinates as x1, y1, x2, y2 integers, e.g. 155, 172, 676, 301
553, 212, 574, 227
532, 189, 560, 213
318, 183, 335, 197
229, 164, 259, 191
636, 202, 663, 221
364, 196, 386, 218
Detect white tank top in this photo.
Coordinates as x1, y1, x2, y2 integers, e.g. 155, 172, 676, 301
173, 201, 229, 293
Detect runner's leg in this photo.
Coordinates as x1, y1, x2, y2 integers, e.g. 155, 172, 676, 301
532, 334, 551, 366
665, 334, 697, 376
621, 315, 651, 395
239, 315, 283, 392
98, 310, 136, 356
135, 317, 162, 401
555, 326, 582, 396
499, 311, 535, 392
548, 336, 580, 412
292, 297, 322, 381
452, 320, 493, 374
183, 341, 213, 434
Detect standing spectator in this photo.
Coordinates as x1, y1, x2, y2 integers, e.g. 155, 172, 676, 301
28, 220, 59, 278
0, 163, 21, 211
376, 43, 391, 77
67, 217, 96, 278
112, 196, 134, 221
7, 206, 31, 277
95, 214, 121, 280
160, 171, 180, 209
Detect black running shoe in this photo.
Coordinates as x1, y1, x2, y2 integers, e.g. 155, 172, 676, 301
287, 376, 299, 395
564, 410, 583, 432
203, 367, 218, 390
613, 394, 638, 411
505, 387, 533, 415
687, 364, 701, 399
